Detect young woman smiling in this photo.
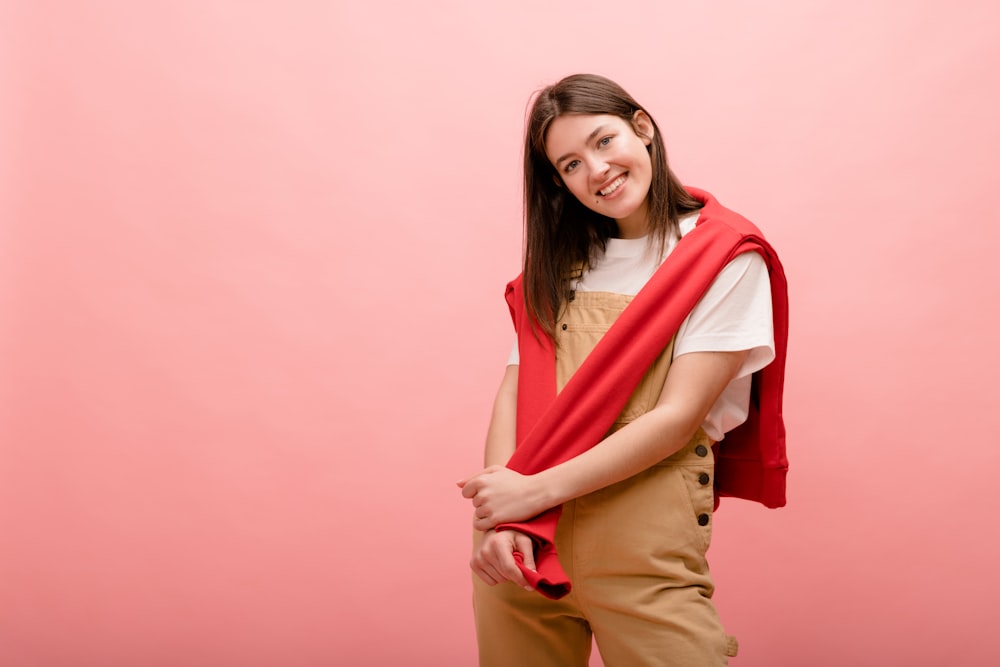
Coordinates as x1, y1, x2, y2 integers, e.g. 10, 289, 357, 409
458, 74, 789, 667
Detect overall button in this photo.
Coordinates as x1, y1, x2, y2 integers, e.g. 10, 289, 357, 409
698, 472, 710, 485
695, 445, 708, 457
697, 513, 710, 526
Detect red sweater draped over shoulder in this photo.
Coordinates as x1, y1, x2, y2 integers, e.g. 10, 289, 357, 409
498, 188, 789, 599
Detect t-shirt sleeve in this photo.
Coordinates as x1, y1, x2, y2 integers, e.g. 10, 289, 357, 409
674, 251, 775, 440
507, 340, 520, 366
673, 251, 775, 379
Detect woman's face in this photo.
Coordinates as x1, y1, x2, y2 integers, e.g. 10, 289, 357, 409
544, 112, 655, 238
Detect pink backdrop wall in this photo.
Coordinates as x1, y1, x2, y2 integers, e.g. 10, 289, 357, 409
3, 1, 999, 665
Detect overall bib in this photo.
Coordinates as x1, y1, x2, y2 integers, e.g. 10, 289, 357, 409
473, 291, 738, 666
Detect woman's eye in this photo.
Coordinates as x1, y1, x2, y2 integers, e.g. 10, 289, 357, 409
565, 160, 580, 173
599, 136, 612, 147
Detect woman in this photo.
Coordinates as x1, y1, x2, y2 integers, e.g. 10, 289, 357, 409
458, 73, 788, 666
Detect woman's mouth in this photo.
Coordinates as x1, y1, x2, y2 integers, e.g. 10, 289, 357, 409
599, 174, 627, 197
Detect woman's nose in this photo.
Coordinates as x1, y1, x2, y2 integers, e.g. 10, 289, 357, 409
588, 156, 610, 180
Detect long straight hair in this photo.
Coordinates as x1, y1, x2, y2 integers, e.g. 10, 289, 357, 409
522, 74, 702, 340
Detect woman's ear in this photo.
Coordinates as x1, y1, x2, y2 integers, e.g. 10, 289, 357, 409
631, 110, 655, 146
552, 173, 564, 188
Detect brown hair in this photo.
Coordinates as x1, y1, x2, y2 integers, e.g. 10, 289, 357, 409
522, 73, 702, 340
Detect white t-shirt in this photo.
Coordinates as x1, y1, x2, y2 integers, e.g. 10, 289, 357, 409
507, 213, 775, 441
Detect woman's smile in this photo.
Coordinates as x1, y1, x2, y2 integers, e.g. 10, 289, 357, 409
598, 173, 628, 198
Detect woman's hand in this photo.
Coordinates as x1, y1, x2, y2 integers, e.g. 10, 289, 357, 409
457, 466, 551, 531
471, 529, 536, 590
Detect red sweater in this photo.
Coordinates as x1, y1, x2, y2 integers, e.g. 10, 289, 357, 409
498, 188, 789, 599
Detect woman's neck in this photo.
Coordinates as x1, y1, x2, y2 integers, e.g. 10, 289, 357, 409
613, 201, 650, 239
614, 218, 649, 239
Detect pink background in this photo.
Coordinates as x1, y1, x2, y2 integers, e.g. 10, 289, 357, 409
3, 1, 999, 665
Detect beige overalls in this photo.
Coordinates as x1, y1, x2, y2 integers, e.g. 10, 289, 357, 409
473, 291, 739, 666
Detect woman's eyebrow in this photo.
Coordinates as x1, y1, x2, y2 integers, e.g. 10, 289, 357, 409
554, 125, 609, 166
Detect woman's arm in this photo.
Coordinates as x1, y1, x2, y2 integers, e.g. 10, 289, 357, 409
483, 364, 518, 467
461, 348, 748, 531
467, 365, 538, 589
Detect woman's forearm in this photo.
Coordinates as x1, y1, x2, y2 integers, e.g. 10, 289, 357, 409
533, 349, 747, 508
533, 401, 699, 507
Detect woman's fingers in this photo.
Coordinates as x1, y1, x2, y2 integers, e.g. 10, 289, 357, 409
470, 529, 535, 591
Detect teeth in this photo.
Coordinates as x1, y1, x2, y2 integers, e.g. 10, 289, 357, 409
600, 175, 626, 196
